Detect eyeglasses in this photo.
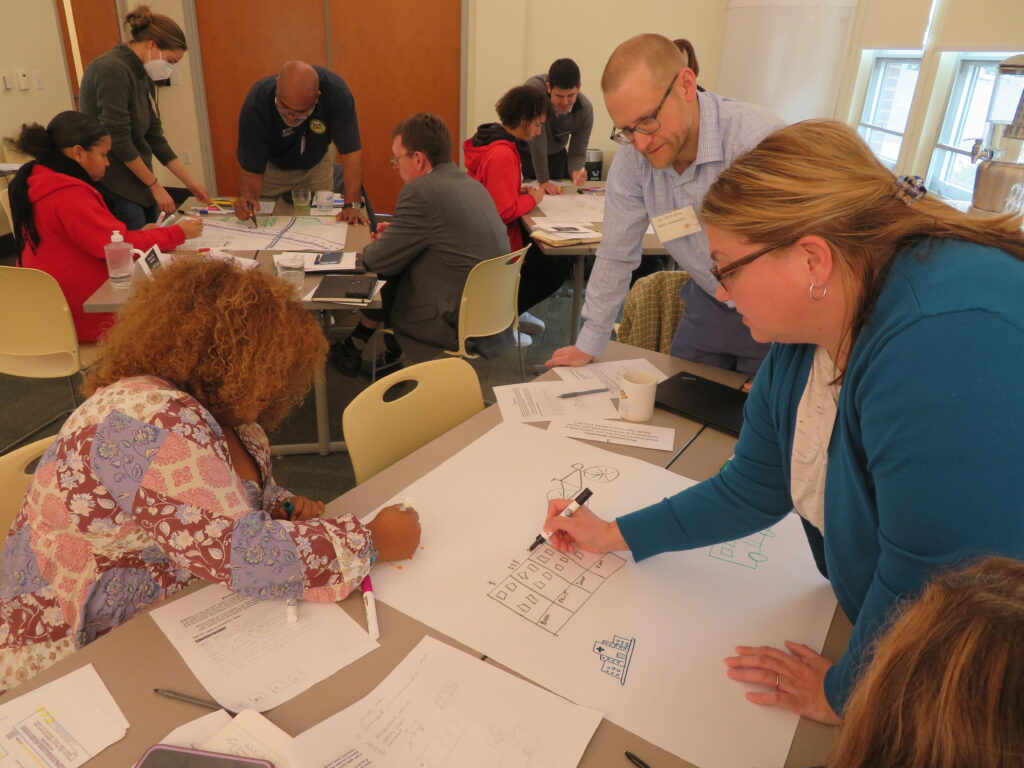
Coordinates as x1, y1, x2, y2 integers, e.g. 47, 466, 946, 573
710, 239, 797, 287
388, 151, 416, 169
275, 97, 316, 119
609, 72, 679, 145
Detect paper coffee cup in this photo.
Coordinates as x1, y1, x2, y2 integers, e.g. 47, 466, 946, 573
618, 370, 658, 422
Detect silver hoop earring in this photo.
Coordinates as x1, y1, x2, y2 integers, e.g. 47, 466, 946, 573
809, 282, 827, 301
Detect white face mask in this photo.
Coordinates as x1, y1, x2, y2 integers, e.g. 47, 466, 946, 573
144, 49, 176, 81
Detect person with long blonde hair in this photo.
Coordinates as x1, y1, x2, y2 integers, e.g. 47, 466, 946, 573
540, 119, 1024, 723
0, 259, 420, 695
828, 556, 1024, 767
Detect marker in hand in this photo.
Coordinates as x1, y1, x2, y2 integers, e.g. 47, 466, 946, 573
528, 487, 593, 552
247, 200, 258, 229
361, 575, 379, 640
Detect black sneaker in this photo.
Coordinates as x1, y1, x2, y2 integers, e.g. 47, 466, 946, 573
360, 344, 403, 378
329, 336, 363, 374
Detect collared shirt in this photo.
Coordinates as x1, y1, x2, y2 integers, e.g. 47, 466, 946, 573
576, 91, 783, 357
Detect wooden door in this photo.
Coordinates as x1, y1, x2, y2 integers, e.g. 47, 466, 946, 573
329, 0, 462, 213
195, 1, 327, 195
56, 0, 121, 103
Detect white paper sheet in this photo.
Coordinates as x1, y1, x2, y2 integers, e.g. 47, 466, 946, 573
201, 710, 293, 768
366, 422, 837, 768
536, 193, 606, 222
194, 216, 348, 251
275, 250, 358, 272
493, 381, 619, 422
150, 584, 378, 712
286, 636, 602, 768
302, 278, 386, 304
153, 710, 233, 750
0, 665, 128, 768
547, 419, 675, 451
551, 358, 669, 392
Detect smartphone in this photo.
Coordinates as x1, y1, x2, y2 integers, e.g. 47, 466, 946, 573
314, 251, 343, 265
135, 744, 273, 768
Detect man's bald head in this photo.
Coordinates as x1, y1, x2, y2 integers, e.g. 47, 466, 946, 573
601, 34, 687, 94
277, 61, 319, 108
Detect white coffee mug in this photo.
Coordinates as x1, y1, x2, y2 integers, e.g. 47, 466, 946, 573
618, 370, 658, 422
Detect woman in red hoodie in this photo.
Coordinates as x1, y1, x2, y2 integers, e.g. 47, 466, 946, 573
465, 86, 570, 346
5, 111, 203, 342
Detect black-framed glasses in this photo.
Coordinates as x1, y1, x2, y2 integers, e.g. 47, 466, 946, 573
609, 72, 679, 145
388, 151, 416, 169
710, 239, 797, 287
275, 96, 316, 119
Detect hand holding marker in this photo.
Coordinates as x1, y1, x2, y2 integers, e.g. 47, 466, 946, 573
528, 487, 593, 552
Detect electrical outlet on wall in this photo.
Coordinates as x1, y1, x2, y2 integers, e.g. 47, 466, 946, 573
32, 70, 43, 89
0, 72, 12, 90
16, 70, 29, 91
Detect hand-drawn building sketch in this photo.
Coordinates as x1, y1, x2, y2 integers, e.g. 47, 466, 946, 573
593, 635, 636, 685
708, 528, 776, 569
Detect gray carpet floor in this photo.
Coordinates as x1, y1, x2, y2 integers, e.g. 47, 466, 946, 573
0, 291, 572, 504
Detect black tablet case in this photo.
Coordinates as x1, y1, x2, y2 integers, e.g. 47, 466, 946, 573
654, 371, 747, 436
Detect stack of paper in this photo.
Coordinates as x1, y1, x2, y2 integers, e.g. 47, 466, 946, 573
0, 664, 128, 768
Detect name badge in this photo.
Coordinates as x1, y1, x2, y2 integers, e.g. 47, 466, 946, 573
651, 206, 701, 243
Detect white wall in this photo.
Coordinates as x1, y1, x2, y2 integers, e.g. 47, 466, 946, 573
0, 0, 75, 235
464, 0, 729, 172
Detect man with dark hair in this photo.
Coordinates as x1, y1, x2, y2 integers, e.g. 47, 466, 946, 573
332, 113, 511, 374
521, 58, 595, 195
466, 85, 567, 346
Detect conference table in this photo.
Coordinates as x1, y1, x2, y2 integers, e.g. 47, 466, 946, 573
83, 203, 375, 458
0, 341, 851, 768
523, 182, 668, 345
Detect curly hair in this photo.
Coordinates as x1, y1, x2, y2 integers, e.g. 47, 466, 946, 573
85, 257, 327, 430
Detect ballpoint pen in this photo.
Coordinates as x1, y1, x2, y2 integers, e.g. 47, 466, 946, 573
624, 750, 654, 768
154, 688, 235, 715
557, 387, 610, 399
528, 487, 593, 551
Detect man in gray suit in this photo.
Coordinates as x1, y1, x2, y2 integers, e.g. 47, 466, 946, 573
331, 113, 511, 375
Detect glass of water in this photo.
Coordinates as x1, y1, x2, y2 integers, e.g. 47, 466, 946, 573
292, 188, 312, 216
315, 190, 334, 214
276, 253, 305, 293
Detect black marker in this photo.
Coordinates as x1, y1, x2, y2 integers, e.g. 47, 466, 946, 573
528, 487, 593, 552
247, 200, 258, 229
624, 750, 653, 768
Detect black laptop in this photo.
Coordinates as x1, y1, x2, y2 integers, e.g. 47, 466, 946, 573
655, 371, 748, 436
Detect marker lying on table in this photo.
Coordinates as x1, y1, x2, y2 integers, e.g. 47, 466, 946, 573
557, 387, 609, 399
528, 487, 593, 552
361, 575, 379, 640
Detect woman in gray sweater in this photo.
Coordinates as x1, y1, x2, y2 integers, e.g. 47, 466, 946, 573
79, 5, 210, 228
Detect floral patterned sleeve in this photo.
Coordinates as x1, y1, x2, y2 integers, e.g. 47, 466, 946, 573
95, 390, 374, 602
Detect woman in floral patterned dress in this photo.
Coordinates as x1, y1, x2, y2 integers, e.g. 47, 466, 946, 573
0, 258, 421, 693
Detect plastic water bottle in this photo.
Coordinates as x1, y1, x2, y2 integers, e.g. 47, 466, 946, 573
104, 230, 133, 289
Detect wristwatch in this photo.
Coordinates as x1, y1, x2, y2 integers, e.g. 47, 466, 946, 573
341, 201, 364, 211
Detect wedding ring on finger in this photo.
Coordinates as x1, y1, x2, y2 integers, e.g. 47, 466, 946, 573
774, 673, 781, 691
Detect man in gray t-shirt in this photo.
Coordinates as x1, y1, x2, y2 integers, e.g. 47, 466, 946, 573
520, 59, 594, 195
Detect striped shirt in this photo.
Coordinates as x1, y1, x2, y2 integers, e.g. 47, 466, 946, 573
576, 91, 784, 357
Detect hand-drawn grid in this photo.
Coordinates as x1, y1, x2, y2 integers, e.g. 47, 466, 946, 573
708, 528, 776, 569
487, 545, 626, 635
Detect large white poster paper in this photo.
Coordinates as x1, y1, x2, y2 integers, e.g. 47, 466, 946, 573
369, 422, 837, 768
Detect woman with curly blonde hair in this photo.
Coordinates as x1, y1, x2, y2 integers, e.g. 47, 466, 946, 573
0, 258, 420, 694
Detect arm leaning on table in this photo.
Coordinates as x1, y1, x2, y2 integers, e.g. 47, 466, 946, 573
547, 151, 649, 367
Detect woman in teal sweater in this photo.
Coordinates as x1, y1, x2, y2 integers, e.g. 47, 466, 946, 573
543, 120, 1024, 723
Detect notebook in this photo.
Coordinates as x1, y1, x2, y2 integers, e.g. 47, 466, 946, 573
310, 274, 378, 302
654, 371, 748, 436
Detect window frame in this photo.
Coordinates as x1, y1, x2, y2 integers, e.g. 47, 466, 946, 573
856, 53, 923, 169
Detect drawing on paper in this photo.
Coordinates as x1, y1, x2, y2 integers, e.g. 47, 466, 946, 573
547, 461, 620, 500
486, 544, 626, 635
708, 528, 776, 569
593, 635, 636, 685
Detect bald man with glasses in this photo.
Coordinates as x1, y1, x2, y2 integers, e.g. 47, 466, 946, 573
235, 61, 366, 225
546, 34, 784, 376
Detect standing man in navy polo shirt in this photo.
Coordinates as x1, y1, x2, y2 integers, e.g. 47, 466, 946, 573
234, 61, 366, 225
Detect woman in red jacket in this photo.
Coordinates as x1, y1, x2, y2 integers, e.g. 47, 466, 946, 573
465, 86, 570, 346
5, 111, 203, 342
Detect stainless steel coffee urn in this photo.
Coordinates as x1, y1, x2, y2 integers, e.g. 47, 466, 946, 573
970, 54, 1024, 215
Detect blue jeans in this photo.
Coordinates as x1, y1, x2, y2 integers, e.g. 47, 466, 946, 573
109, 193, 158, 231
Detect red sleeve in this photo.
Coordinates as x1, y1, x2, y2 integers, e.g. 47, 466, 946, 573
479, 147, 538, 225
61, 187, 186, 259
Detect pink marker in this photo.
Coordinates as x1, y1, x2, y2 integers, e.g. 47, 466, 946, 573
361, 575, 379, 641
